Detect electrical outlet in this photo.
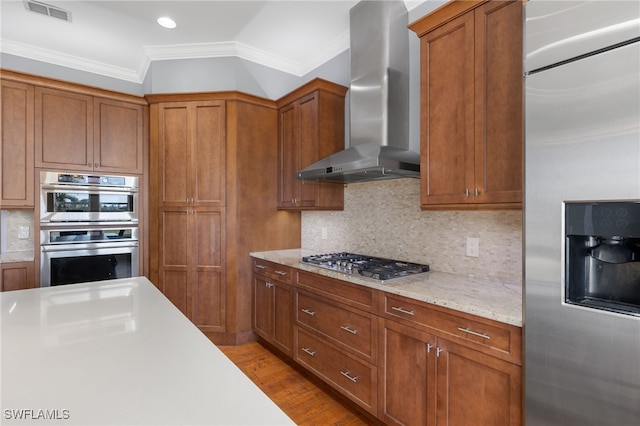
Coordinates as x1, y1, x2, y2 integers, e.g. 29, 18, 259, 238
18, 226, 30, 239
321, 227, 328, 240
466, 237, 479, 257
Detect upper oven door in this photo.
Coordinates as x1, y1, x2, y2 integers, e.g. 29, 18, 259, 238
40, 171, 138, 224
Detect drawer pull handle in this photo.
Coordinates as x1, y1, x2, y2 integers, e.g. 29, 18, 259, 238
391, 306, 415, 316
275, 270, 288, 276
255, 265, 266, 270
302, 347, 316, 357
301, 308, 316, 316
457, 327, 490, 340
340, 371, 358, 383
340, 326, 358, 335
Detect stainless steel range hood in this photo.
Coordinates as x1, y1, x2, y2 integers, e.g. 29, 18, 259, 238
296, 0, 419, 184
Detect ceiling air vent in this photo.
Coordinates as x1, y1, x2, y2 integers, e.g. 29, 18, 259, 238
24, 0, 71, 22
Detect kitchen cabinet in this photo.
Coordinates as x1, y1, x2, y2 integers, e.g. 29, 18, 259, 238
379, 292, 522, 426
154, 100, 225, 206
293, 270, 378, 415
149, 93, 301, 344
252, 258, 293, 356
159, 207, 225, 332
410, 0, 523, 209
35, 87, 144, 174
1, 79, 34, 208
276, 78, 346, 210
0, 261, 35, 291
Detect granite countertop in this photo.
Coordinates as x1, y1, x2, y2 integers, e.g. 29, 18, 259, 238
251, 249, 523, 327
0, 277, 294, 425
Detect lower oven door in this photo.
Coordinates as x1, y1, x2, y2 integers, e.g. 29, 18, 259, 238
40, 241, 139, 287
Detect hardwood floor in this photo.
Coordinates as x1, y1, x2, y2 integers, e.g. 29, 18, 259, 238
218, 341, 374, 426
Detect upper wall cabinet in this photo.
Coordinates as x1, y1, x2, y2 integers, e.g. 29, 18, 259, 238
276, 79, 347, 211
1, 79, 34, 208
410, 0, 523, 210
35, 87, 144, 174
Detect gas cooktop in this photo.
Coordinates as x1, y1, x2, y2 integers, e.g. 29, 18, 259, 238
301, 252, 430, 281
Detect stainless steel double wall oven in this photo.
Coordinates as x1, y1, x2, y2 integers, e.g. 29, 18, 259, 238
39, 171, 139, 286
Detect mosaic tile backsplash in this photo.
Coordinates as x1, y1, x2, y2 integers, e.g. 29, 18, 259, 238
302, 179, 522, 284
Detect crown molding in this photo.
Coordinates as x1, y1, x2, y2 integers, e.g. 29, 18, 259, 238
0, 39, 143, 83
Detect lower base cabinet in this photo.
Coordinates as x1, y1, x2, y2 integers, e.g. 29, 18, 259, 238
0, 261, 35, 291
379, 318, 522, 426
250, 258, 522, 424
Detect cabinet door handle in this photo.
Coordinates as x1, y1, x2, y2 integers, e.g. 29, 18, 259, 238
255, 264, 266, 270
427, 343, 433, 353
340, 325, 358, 335
436, 347, 443, 357
340, 371, 358, 383
391, 306, 415, 316
265, 282, 274, 288
275, 270, 288, 276
457, 327, 490, 340
465, 188, 470, 197
301, 308, 316, 316
475, 188, 480, 196
302, 347, 316, 357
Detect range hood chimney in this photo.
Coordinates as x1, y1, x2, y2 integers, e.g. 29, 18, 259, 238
296, 0, 419, 184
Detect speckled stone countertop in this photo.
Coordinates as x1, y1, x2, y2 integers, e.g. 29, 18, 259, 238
0, 251, 34, 263
250, 249, 523, 327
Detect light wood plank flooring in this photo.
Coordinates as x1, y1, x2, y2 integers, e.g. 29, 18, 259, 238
218, 342, 374, 426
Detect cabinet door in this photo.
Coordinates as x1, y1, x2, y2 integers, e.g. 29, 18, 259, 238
159, 208, 190, 315
277, 102, 299, 208
0, 261, 35, 291
272, 282, 292, 354
473, 0, 523, 204
1, 80, 34, 207
158, 101, 225, 206
379, 319, 436, 426
35, 87, 93, 171
94, 98, 144, 174
191, 208, 224, 331
253, 274, 273, 339
436, 338, 522, 426
420, 12, 475, 206
296, 93, 321, 207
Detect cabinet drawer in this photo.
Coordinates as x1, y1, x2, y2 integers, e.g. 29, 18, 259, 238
381, 293, 520, 362
253, 259, 292, 284
295, 290, 377, 362
295, 327, 376, 414
297, 270, 377, 312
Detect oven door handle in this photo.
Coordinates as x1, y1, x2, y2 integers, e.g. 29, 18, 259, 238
41, 241, 139, 252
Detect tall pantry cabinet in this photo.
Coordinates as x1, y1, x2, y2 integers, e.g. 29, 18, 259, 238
148, 92, 301, 344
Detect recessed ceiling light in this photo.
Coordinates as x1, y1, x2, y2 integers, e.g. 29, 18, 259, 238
157, 16, 176, 29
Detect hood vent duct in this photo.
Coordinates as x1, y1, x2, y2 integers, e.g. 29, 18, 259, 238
296, 0, 419, 184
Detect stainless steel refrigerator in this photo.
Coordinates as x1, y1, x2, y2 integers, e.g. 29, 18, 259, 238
524, 1, 640, 425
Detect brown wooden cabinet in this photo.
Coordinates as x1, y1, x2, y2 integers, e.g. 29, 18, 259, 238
154, 100, 225, 206
410, 0, 523, 209
0, 261, 35, 291
1, 79, 34, 208
276, 78, 346, 210
292, 270, 378, 415
379, 292, 522, 426
252, 258, 293, 356
149, 93, 301, 344
35, 87, 144, 174
159, 207, 225, 332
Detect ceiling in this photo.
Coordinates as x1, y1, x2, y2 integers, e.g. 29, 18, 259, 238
0, 0, 425, 84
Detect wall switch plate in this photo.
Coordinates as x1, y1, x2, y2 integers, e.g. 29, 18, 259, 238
18, 226, 30, 239
466, 237, 479, 257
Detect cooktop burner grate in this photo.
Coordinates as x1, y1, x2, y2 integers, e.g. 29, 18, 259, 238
301, 252, 429, 281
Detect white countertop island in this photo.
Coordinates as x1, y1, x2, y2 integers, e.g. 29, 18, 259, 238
0, 277, 294, 425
